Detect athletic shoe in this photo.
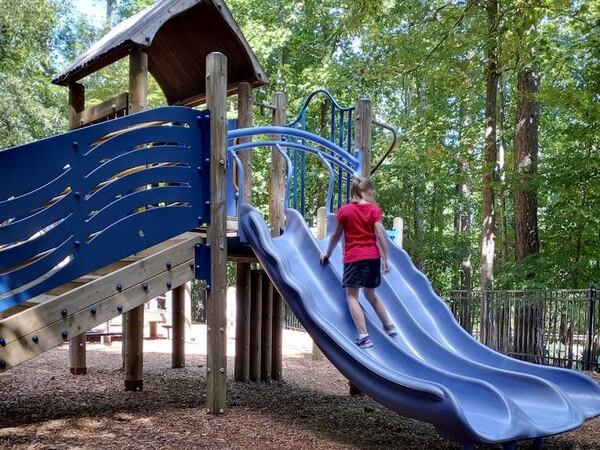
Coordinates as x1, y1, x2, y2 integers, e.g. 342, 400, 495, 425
384, 324, 398, 337
355, 335, 373, 348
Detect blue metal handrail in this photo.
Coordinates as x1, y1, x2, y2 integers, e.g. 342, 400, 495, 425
228, 126, 359, 168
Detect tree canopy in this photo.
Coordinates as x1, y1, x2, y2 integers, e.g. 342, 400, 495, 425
1, 0, 598, 290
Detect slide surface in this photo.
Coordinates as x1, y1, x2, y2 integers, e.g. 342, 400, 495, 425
238, 204, 600, 445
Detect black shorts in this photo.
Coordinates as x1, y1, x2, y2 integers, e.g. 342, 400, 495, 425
342, 258, 381, 288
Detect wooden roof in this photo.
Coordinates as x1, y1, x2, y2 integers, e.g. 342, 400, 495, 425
52, 0, 268, 105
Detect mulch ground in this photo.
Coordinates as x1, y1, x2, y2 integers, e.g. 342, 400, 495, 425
0, 343, 598, 450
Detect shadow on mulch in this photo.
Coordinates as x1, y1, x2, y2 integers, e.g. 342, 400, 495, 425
0, 349, 598, 450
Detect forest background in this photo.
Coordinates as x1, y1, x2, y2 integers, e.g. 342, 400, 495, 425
0, 0, 598, 292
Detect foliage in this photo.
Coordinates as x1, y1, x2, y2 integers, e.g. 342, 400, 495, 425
2, 0, 599, 290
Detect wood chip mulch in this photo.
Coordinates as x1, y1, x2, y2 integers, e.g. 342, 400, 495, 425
0, 343, 599, 449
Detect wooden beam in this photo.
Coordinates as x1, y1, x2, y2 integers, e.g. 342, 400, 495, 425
260, 271, 272, 383
249, 269, 262, 382
172, 284, 186, 368
0, 259, 195, 373
124, 50, 148, 391
237, 82, 253, 202
68, 82, 87, 376
355, 98, 372, 177
0, 234, 202, 347
270, 92, 286, 381
206, 52, 228, 415
234, 263, 250, 381
73, 92, 128, 128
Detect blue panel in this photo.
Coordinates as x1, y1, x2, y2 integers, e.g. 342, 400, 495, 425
86, 186, 194, 234
84, 166, 192, 213
0, 194, 76, 245
0, 215, 74, 270
0, 107, 211, 312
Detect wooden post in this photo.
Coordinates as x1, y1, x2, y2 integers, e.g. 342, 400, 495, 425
172, 284, 186, 368
234, 263, 250, 381
124, 50, 148, 392
249, 270, 262, 382
393, 217, 404, 247
206, 52, 228, 414
311, 206, 328, 361
270, 92, 287, 381
355, 98, 372, 177
261, 271, 273, 382
124, 305, 144, 391
68, 82, 87, 375
234, 84, 253, 383
237, 82, 253, 202
350, 97, 371, 397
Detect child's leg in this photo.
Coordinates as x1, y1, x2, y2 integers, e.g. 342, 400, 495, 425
346, 287, 368, 335
363, 288, 393, 328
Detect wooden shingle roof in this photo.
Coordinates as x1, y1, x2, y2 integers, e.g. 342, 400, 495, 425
53, 0, 268, 105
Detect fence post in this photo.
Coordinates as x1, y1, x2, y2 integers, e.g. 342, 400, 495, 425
585, 285, 596, 371
480, 289, 489, 346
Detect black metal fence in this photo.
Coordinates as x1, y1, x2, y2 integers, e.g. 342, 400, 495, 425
283, 287, 599, 372
444, 288, 599, 371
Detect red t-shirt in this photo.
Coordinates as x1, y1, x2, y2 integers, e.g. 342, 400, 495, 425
336, 202, 383, 264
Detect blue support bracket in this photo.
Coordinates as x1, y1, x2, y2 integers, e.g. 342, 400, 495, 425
194, 243, 211, 290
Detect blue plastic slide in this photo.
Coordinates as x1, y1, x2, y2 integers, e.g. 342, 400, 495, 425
238, 204, 600, 446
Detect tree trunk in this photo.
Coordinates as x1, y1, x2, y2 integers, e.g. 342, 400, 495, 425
514, 68, 540, 262
513, 67, 544, 363
479, 0, 499, 348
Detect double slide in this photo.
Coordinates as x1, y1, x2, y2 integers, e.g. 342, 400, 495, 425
238, 203, 600, 446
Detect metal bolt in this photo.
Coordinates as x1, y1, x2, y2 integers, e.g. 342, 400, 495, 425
219, 159, 225, 165
32, 335, 39, 344
206, 284, 211, 290
205, 200, 210, 205
166, 281, 172, 289
197, 216, 203, 224
143, 284, 149, 291
72, 141, 79, 149
219, 408, 224, 414
197, 166, 203, 173
219, 368, 225, 373
91, 307, 97, 315
196, 264, 201, 269
117, 305, 123, 312
74, 240, 81, 247
189, 262, 194, 269
116, 284, 122, 291
219, 327, 224, 332
61, 331, 68, 339
219, 244, 224, 250
0, 338, 5, 347
166, 261, 172, 270
74, 192, 81, 199
207, 327, 211, 332
0, 360, 5, 370
205, 158, 210, 163
195, 244, 201, 249
207, 368, 211, 373
61, 309, 68, 317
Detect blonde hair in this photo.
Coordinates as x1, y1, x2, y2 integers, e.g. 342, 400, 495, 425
351, 176, 374, 201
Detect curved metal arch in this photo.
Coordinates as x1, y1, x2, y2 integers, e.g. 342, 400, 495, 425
227, 126, 359, 169
228, 141, 347, 217
288, 88, 355, 128
229, 141, 358, 175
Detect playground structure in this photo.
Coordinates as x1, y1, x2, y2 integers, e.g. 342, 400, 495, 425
1, 0, 600, 448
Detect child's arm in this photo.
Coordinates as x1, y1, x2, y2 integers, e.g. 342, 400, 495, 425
374, 221, 390, 273
320, 222, 343, 264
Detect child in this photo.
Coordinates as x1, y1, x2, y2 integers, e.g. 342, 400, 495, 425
320, 176, 397, 348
